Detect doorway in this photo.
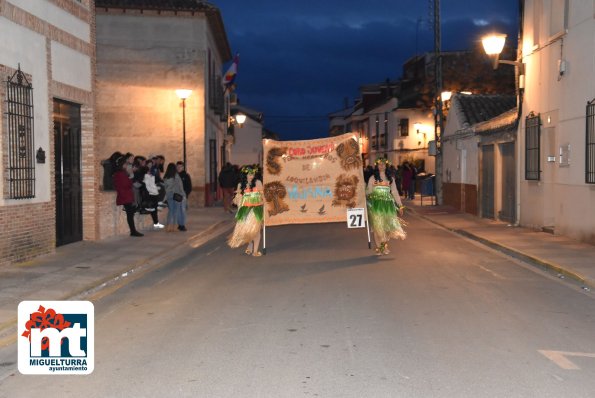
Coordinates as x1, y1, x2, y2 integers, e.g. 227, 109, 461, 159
481, 144, 495, 219
499, 142, 516, 223
53, 99, 82, 246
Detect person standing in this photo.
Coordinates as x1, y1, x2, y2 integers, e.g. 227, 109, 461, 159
163, 163, 186, 232
227, 166, 264, 256
113, 156, 143, 237
366, 158, 406, 255
176, 161, 192, 199
401, 162, 413, 200
142, 166, 164, 229
218, 162, 237, 214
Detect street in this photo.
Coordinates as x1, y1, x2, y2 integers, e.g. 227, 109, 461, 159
1, 213, 595, 397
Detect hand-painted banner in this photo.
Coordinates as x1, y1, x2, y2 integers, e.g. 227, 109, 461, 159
263, 133, 365, 226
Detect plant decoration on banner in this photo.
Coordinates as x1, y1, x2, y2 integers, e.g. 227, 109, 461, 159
262, 133, 366, 226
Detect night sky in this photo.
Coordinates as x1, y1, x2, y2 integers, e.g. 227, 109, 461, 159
217, 0, 518, 140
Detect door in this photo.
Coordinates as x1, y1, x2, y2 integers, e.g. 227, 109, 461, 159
481, 145, 495, 219
53, 100, 82, 246
499, 142, 516, 223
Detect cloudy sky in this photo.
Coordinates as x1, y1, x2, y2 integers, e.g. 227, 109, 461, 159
217, 0, 518, 140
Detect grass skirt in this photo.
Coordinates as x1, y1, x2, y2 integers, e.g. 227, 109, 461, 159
228, 208, 262, 248
367, 194, 406, 242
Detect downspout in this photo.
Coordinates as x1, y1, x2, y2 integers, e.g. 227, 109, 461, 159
515, 0, 525, 226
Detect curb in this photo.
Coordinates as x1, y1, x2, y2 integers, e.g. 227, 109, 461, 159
409, 209, 594, 291
0, 219, 234, 347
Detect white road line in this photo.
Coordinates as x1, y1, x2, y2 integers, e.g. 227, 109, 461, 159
539, 350, 595, 370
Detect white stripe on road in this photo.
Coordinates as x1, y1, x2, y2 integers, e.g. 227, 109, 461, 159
539, 350, 595, 370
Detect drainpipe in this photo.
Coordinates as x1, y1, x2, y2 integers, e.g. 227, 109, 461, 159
515, 0, 525, 226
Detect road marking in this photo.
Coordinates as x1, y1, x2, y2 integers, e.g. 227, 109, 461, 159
539, 350, 595, 370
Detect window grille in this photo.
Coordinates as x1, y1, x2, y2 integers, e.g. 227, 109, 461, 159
399, 118, 409, 137
525, 112, 541, 181
5, 65, 35, 199
586, 99, 595, 184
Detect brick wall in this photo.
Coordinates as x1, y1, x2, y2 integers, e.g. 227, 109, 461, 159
0, 202, 55, 266
97, 191, 154, 239
0, 1, 98, 266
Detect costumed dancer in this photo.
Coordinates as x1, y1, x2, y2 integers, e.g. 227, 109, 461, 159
228, 165, 264, 257
366, 158, 406, 255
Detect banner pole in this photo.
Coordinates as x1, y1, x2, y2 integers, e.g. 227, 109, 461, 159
364, 205, 372, 249
262, 222, 267, 255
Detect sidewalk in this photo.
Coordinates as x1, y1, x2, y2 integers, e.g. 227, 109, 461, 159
408, 197, 595, 290
0, 207, 235, 345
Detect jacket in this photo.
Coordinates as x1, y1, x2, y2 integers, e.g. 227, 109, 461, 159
113, 170, 134, 205
164, 174, 185, 197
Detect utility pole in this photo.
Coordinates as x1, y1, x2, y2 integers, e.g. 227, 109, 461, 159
432, 0, 443, 205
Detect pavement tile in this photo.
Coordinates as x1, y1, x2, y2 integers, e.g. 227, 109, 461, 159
0, 207, 233, 333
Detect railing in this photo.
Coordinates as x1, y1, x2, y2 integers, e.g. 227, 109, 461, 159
525, 112, 540, 181
5, 65, 35, 199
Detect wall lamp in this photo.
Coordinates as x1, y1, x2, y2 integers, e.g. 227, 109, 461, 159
482, 34, 525, 74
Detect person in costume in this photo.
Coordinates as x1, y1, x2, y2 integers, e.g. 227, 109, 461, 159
228, 165, 264, 256
366, 158, 406, 255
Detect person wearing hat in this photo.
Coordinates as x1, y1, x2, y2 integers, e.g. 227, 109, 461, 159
366, 157, 406, 255
227, 165, 264, 256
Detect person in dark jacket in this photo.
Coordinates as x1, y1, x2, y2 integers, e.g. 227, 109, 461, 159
218, 162, 237, 213
113, 157, 143, 237
176, 161, 192, 198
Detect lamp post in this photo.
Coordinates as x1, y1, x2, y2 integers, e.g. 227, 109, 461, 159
175, 89, 192, 166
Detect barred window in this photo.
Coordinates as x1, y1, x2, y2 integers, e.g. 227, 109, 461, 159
587, 99, 595, 184
525, 112, 541, 181
372, 116, 379, 149
399, 118, 409, 137
5, 66, 35, 199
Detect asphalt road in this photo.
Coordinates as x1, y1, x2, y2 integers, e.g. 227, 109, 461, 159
1, 213, 595, 397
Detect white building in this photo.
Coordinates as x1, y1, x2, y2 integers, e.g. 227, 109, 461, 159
228, 105, 264, 167
442, 93, 517, 217
518, 0, 595, 241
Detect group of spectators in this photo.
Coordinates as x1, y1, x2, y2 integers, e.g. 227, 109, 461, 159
109, 152, 192, 237
364, 161, 420, 200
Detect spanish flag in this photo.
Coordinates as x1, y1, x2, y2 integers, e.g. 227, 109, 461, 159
222, 54, 239, 88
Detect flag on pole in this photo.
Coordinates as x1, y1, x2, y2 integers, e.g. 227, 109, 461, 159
222, 54, 239, 88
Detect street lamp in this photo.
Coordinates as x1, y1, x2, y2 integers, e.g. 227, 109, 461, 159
481, 34, 524, 73
175, 89, 192, 166
234, 112, 246, 127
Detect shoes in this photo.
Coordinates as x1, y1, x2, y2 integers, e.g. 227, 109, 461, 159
178, 225, 187, 232
130, 231, 144, 237
153, 223, 164, 229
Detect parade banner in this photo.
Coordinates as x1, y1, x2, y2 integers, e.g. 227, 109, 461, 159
263, 133, 365, 226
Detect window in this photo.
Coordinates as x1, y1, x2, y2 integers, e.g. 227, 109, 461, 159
525, 112, 541, 180
380, 112, 388, 148
372, 116, 379, 149
549, 0, 568, 39
209, 139, 217, 193
5, 66, 35, 199
399, 118, 409, 137
587, 99, 595, 184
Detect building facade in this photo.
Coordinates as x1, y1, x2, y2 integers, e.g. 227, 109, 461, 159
442, 94, 517, 218
95, 0, 232, 238
0, 0, 97, 265
519, 0, 595, 242
227, 105, 264, 167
